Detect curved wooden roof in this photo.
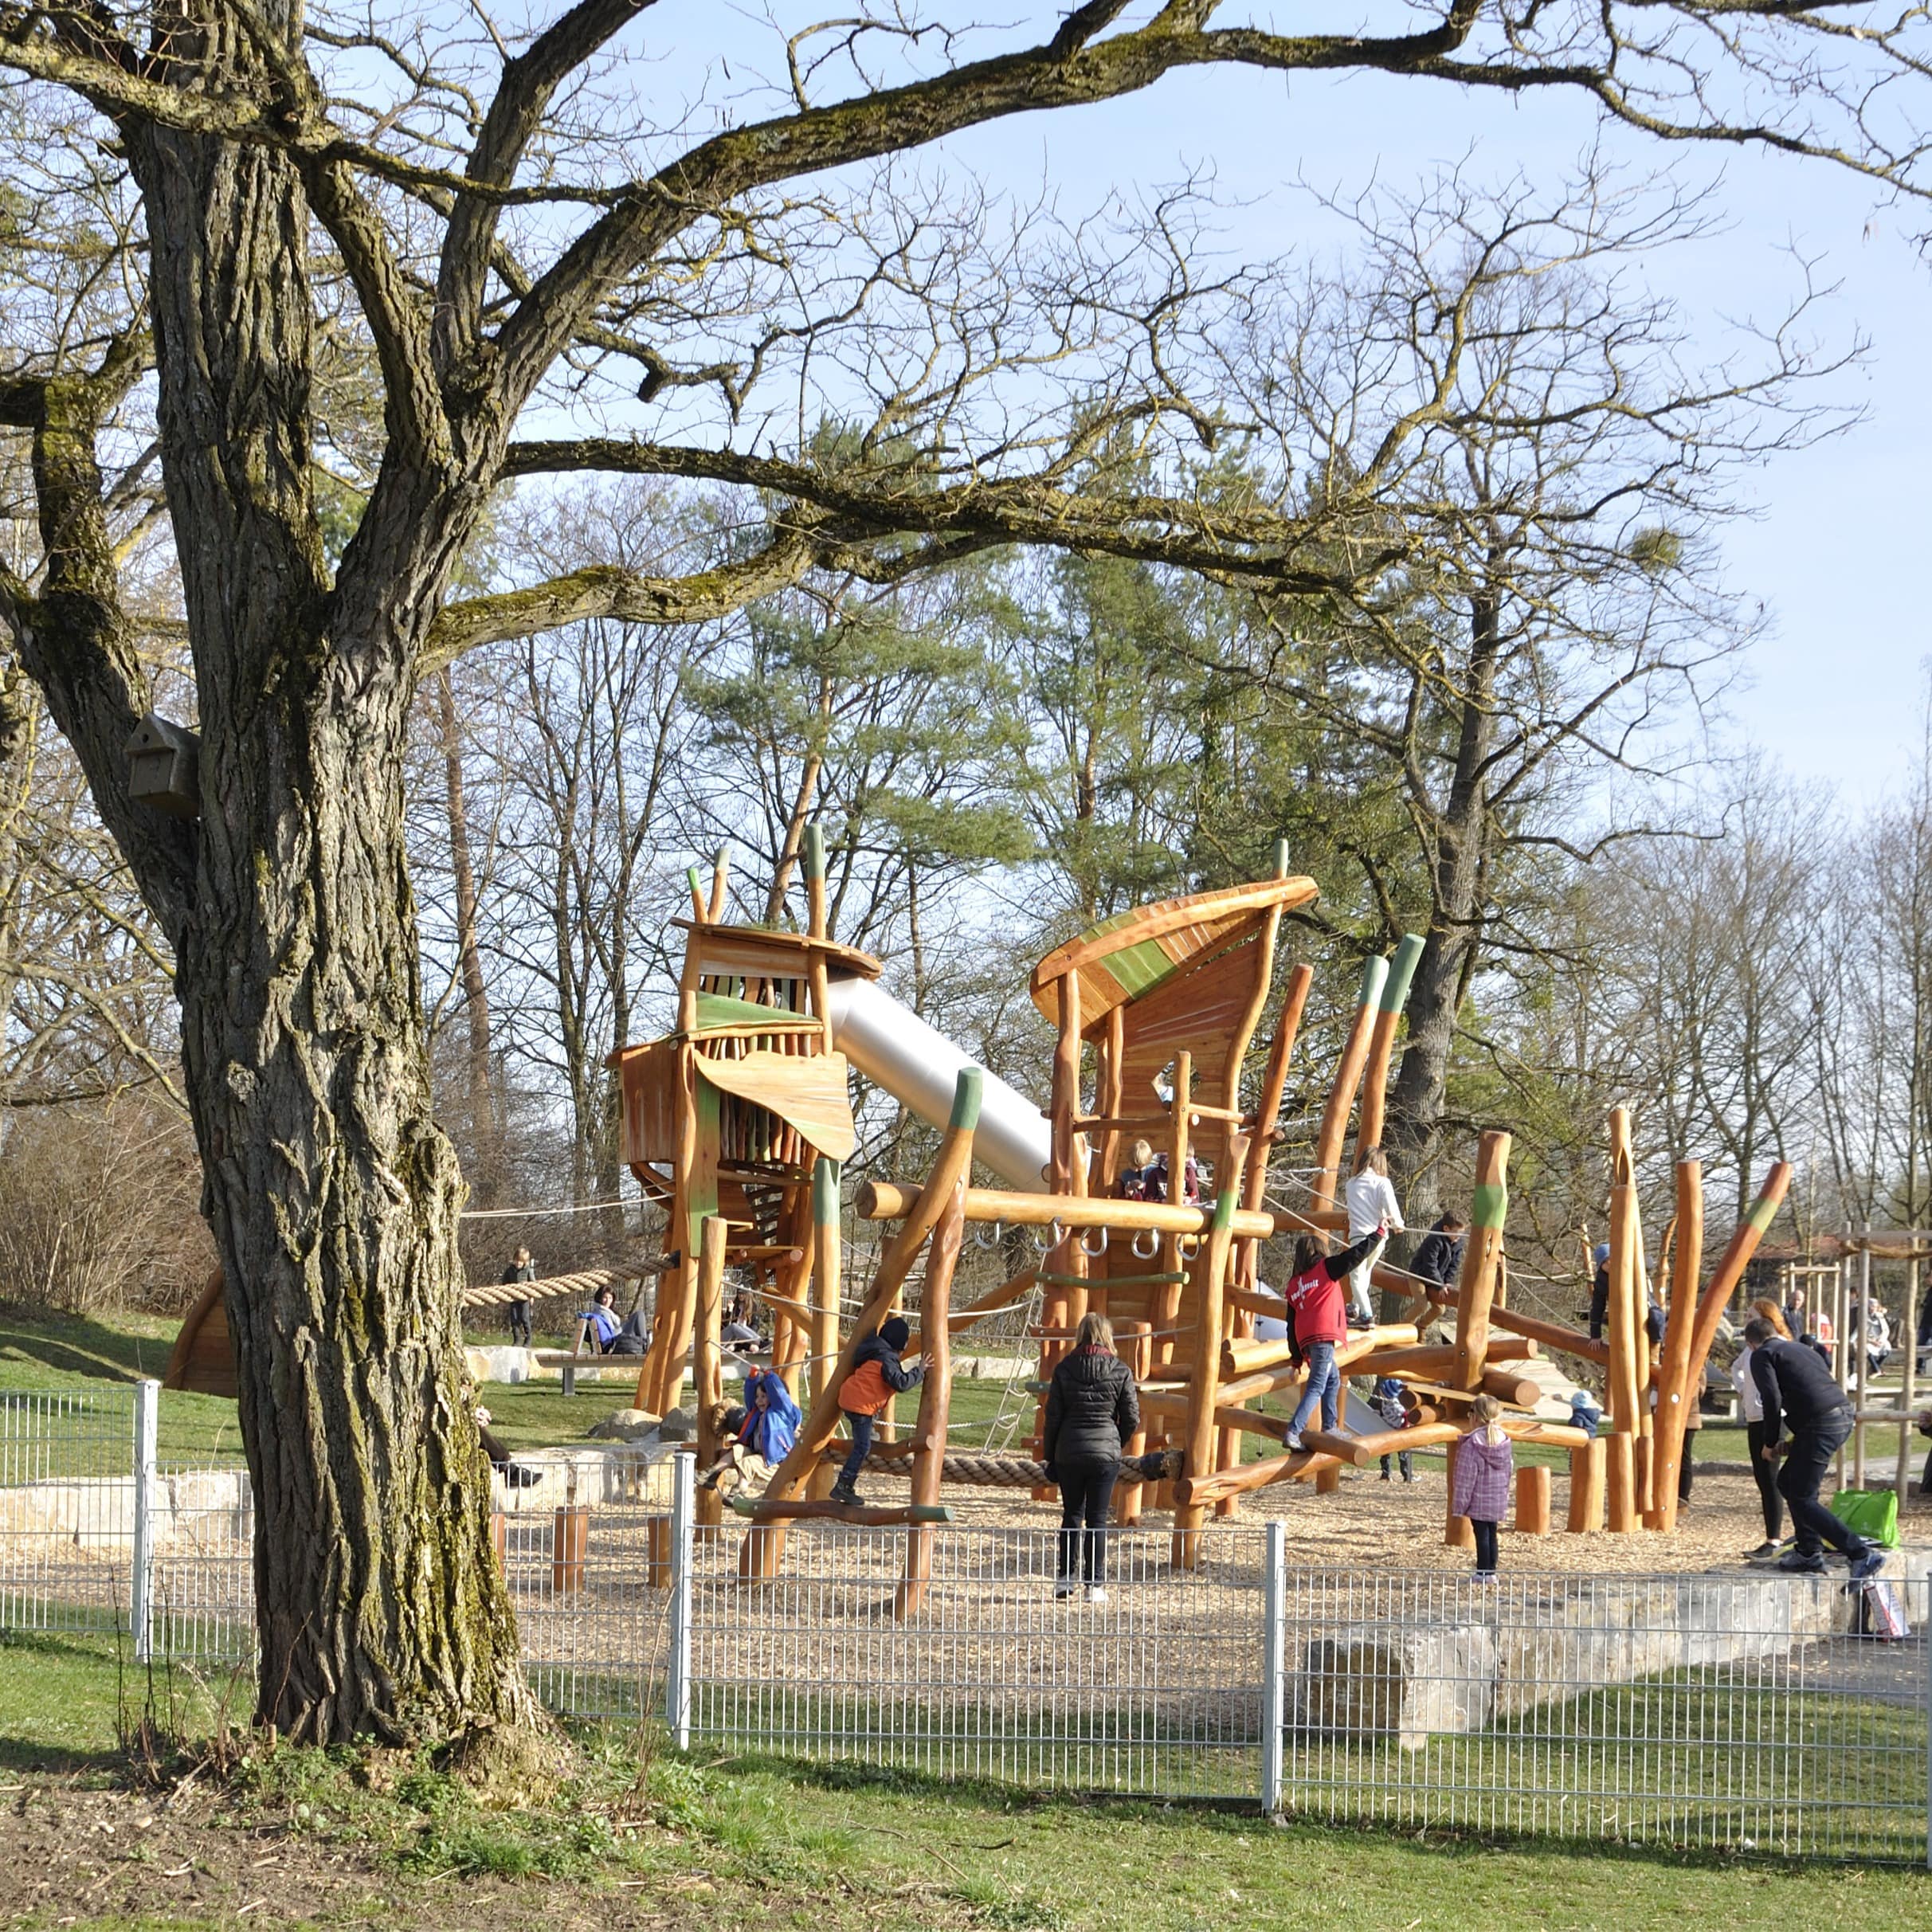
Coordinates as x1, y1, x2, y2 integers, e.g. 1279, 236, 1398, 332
1029, 876, 1318, 1033
696, 1048, 859, 1160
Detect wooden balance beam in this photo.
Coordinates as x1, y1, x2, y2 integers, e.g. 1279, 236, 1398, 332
730, 1496, 953, 1526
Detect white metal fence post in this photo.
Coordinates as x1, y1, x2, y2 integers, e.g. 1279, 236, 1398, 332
666, 1449, 695, 1750
1261, 1519, 1285, 1816
130, 1378, 159, 1661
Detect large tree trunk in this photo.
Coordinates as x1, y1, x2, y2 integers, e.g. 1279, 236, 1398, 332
1385, 586, 1499, 1224
88, 79, 532, 1744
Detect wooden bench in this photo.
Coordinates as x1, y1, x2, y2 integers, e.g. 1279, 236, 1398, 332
530, 1347, 641, 1396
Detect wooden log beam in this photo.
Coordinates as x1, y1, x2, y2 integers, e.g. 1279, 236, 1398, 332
1516, 1465, 1553, 1536
732, 1496, 953, 1525
806, 1155, 841, 1502
1568, 1436, 1606, 1533
1352, 932, 1425, 1164
1173, 1157, 1251, 1565
1490, 1307, 1609, 1367
1311, 954, 1389, 1214
1605, 1107, 1643, 1441
898, 1177, 965, 1618
1352, 1338, 1536, 1380
1174, 1445, 1346, 1507
1238, 960, 1316, 1287
692, 1216, 728, 1539
1452, 1130, 1511, 1390
1303, 1421, 1463, 1467
1646, 1160, 1704, 1533
758, 1070, 982, 1532
856, 1179, 1279, 1240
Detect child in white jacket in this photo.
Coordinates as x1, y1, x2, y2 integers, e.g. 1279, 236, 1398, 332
1342, 1147, 1405, 1325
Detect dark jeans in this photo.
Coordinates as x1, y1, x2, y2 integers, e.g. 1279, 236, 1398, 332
1472, 1519, 1499, 1573
507, 1299, 532, 1347
1746, 1419, 1784, 1540
1056, 1457, 1119, 1583
1379, 1452, 1413, 1479
837, 1410, 876, 1490
1678, 1441, 1695, 1505
1776, 1412, 1867, 1560
1290, 1342, 1339, 1437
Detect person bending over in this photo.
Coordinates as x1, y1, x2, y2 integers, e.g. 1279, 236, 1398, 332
1044, 1311, 1140, 1605
1745, 1315, 1885, 1580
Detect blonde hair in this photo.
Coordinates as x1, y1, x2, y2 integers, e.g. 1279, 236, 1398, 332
1353, 1145, 1388, 1178
1128, 1138, 1154, 1167
1468, 1393, 1503, 1427
1749, 1296, 1792, 1340
1075, 1311, 1115, 1354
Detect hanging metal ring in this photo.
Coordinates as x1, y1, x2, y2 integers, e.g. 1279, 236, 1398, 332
974, 1219, 1002, 1250
1031, 1220, 1056, 1253
1131, 1228, 1159, 1260
1080, 1225, 1109, 1259
1178, 1233, 1201, 1259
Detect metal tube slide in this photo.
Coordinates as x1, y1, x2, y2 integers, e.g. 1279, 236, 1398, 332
824, 974, 1051, 1193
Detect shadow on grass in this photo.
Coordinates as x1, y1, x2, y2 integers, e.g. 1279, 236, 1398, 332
697, 1745, 1909, 1877
0, 1303, 175, 1385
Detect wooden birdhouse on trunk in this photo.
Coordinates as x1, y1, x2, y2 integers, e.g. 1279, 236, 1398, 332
124, 711, 201, 817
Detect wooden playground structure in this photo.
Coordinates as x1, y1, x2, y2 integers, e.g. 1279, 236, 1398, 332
600, 830, 1796, 1601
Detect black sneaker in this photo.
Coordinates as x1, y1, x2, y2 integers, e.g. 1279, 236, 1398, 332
1745, 1541, 1781, 1560
1775, 1550, 1826, 1574
1849, 1549, 1887, 1582
830, 1483, 864, 1508
503, 1462, 542, 1489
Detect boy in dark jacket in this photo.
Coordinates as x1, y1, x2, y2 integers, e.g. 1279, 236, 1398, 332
1409, 1214, 1467, 1293
1044, 1311, 1140, 1602
830, 1315, 923, 1506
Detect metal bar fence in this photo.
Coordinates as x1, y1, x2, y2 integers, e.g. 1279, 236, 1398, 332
6, 1403, 1932, 1863
0, 1384, 137, 1640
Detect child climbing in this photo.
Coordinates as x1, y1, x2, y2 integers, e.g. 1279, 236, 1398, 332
697, 1369, 801, 1495
831, 1315, 923, 1506
1281, 1226, 1385, 1450
1452, 1393, 1514, 1579
1343, 1147, 1404, 1325
1374, 1376, 1413, 1482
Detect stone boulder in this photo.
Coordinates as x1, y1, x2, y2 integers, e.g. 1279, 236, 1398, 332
656, 1405, 695, 1442
587, 1408, 659, 1442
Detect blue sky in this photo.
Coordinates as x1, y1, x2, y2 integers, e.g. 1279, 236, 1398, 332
923, 57, 1930, 807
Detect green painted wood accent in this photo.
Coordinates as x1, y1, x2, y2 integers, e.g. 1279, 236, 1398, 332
1356, 954, 1389, 1011
1211, 1189, 1238, 1233
1272, 836, 1291, 878
1471, 1180, 1508, 1232
1746, 1188, 1782, 1236
695, 990, 806, 1031
686, 1080, 721, 1257
686, 864, 703, 901
803, 822, 826, 881
1099, 935, 1177, 999
813, 1156, 841, 1227
949, 1067, 985, 1131
1378, 934, 1426, 1015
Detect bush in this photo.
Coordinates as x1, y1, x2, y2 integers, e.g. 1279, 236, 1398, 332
0, 1097, 213, 1313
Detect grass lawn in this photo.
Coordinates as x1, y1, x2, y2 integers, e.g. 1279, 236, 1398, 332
4, 1305, 1930, 1927
2, 1627, 1928, 1931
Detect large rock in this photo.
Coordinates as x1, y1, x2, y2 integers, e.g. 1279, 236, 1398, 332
656, 1406, 695, 1442
587, 1408, 658, 1442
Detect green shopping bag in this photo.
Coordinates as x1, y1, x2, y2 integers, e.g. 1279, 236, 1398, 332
1830, 1487, 1900, 1549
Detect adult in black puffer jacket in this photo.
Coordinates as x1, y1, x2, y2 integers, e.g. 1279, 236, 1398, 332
1044, 1311, 1140, 1603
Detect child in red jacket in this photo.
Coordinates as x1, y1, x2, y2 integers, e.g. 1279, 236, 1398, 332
1282, 1227, 1384, 1450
